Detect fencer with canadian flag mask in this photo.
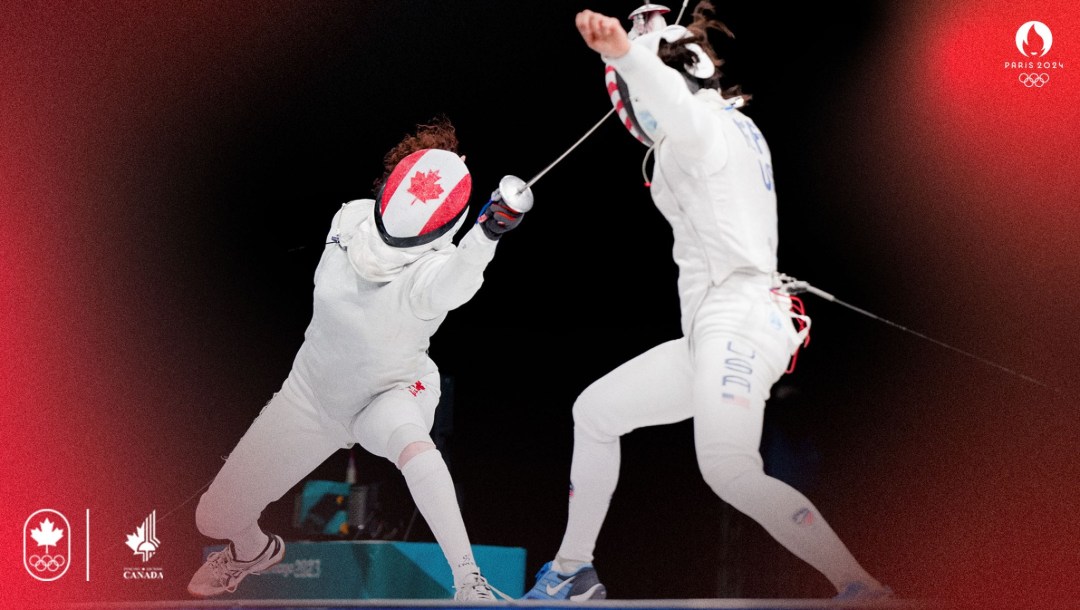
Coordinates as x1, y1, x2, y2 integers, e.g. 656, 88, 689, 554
345, 148, 473, 282
188, 118, 526, 602
374, 148, 472, 247
523, 3, 892, 603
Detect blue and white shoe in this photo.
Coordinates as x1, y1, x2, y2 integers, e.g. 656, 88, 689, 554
522, 561, 607, 601
833, 581, 894, 601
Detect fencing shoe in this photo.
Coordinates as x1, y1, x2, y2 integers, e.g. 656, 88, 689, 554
522, 561, 607, 601
833, 581, 895, 601
187, 533, 284, 597
454, 571, 497, 601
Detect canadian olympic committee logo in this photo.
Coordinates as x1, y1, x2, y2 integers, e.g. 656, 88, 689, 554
24, 509, 71, 582
1003, 20, 1064, 88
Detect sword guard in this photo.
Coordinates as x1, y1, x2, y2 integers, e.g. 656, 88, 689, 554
775, 273, 811, 295
495, 175, 534, 214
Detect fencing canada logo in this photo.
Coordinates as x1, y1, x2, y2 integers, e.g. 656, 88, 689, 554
123, 510, 164, 580
125, 510, 160, 562
24, 509, 71, 581
1004, 20, 1064, 88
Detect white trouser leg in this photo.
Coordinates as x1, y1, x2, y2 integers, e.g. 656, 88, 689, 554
556, 339, 694, 565
196, 382, 347, 556
691, 289, 879, 592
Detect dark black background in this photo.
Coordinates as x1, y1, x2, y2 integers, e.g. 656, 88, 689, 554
176, 0, 895, 599
120, 0, 1075, 603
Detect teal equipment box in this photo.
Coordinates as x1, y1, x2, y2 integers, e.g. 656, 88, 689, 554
204, 540, 526, 599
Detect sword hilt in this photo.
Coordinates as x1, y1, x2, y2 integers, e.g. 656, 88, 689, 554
495, 175, 534, 214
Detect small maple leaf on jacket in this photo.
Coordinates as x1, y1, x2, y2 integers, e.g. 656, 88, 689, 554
407, 169, 444, 204
30, 518, 64, 551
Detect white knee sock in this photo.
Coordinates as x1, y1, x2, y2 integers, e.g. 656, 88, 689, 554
400, 449, 478, 586
720, 471, 880, 591
554, 428, 621, 568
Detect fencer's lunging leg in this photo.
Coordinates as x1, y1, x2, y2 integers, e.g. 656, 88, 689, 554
351, 377, 480, 587
554, 420, 620, 570
692, 331, 880, 591
555, 339, 694, 571
397, 437, 480, 584
196, 385, 345, 560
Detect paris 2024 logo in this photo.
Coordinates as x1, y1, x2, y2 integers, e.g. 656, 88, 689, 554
1005, 21, 1064, 88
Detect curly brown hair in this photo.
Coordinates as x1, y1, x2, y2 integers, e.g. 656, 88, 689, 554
374, 115, 460, 193
657, 1, 751, 105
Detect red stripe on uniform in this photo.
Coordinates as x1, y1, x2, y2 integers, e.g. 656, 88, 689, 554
381, 150, 424, 214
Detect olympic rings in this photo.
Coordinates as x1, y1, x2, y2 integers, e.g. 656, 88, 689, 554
27, 553, 66, 571
1018, 72, 1050, 87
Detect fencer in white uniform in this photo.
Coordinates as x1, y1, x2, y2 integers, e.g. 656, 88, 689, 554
188, 137, 525, 601
524, 4, 890, 602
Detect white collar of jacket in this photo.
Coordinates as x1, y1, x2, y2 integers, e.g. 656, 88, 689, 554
335, 199, 465, 283
696, 87, 744, 112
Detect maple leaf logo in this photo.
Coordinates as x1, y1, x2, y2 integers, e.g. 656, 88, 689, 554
125, 525, 146, 554
407, 380, 426, 396
407, 169, 443, 205
30, 518, 64, 552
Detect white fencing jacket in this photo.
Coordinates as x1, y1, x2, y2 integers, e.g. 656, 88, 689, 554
607, 44, 780, 336
287, 199, 497, 422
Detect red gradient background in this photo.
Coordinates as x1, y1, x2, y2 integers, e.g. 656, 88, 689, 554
1, 2, 367, 604
825, 0, 1079, 606
2, 1, 1078, 607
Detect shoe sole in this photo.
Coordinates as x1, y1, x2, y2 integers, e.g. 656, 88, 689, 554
570, 583, 607, 601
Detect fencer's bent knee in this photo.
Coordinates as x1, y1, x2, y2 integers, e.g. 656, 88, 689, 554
195, 491, 232, 540
396, 440, 436, 469
571, 387, 621, 442
387, 423, 433, 467
697, 452, 762, 500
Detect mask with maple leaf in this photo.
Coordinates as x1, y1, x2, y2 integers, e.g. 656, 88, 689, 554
374, 149, 472, 247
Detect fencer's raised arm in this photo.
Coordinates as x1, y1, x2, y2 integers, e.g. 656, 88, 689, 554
576, 10, 632, 57
577, 10, 721, 159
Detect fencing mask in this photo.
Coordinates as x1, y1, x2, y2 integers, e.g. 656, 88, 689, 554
605, 24, 716, 147
374, 148, 472, 247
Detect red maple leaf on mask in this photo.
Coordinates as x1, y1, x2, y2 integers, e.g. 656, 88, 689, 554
407, 169, 444, 205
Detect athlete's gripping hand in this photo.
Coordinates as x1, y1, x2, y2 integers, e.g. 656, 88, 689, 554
478, 194, 524, 241
575, 10, 631, 58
